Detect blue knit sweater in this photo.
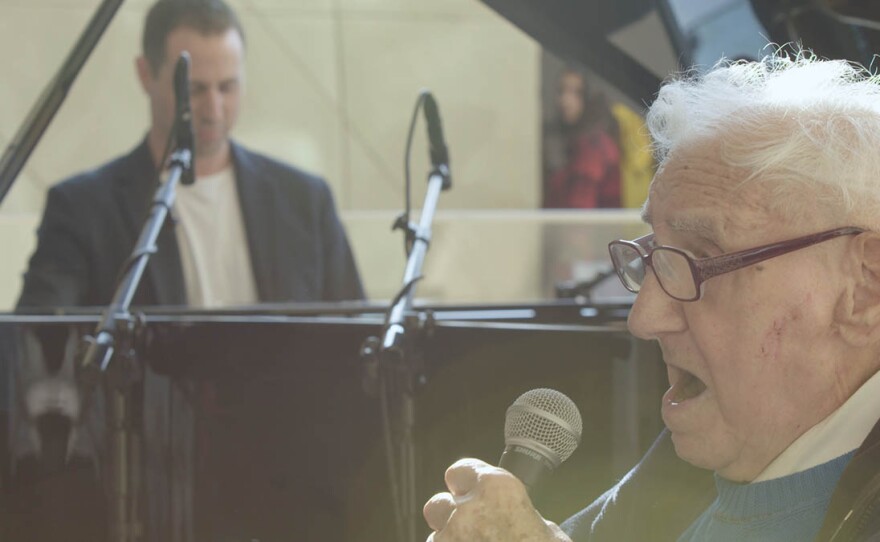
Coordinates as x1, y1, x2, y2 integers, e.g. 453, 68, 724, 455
678, 451, 855, 541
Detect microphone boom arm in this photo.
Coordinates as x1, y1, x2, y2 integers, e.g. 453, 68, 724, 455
381, 166, 447, 355
362, 90, 452, 542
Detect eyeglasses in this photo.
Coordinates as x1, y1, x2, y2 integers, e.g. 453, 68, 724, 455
608, 226, 865, 302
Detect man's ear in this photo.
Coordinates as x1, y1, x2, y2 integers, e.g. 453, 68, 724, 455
135, 56, 153, 93
836, 232, 880, 346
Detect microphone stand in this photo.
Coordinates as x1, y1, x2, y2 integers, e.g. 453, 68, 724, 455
554, 266, 617, 303
361, 92, 452, 542
381, 162, 449, 356
77, 53, 194, 542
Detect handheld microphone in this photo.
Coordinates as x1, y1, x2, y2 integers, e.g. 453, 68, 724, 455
499, 388, 583, 492
422, 92, 450, 171
173, 51, 195, 185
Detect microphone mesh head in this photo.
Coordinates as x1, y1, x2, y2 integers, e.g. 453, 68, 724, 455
504, 388, 583, 466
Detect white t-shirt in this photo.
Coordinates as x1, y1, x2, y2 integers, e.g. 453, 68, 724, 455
172, 167, 258, 308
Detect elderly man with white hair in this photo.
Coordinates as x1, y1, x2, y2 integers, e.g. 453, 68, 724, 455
423, 51, 880, 541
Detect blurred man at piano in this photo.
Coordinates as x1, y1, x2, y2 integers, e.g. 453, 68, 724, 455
9, 0, 363, 541
19, 0, 363, 309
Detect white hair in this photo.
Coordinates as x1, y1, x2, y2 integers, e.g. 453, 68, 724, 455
646, 49, 880, 222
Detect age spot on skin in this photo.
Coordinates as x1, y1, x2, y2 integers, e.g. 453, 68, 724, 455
760, 297, 809, 361
760, 320, 783, 361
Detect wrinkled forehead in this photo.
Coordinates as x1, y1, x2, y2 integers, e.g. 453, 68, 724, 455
643, 144, 784, 242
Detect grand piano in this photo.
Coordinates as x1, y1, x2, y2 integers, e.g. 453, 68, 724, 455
1, 302, 665, 541
4, 0, 880, 541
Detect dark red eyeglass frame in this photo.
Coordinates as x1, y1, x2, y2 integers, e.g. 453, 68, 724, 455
608, 226, 866, 302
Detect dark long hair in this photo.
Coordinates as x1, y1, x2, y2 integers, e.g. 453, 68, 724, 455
544, 65, 620, 175
559, 66, 619, 143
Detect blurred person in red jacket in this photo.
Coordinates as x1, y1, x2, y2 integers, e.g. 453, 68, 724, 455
542, 66, 621, 209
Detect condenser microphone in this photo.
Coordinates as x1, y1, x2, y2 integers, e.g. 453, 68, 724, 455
422, 91, 449, 171
499, 388, 583, 492
173, 51, 195, 185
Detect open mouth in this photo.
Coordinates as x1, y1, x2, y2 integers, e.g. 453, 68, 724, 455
668, 368, 707, 404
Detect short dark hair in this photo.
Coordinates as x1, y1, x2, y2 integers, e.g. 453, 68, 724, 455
142, 0, 245, 74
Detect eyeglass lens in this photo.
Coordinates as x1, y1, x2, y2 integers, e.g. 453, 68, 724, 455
610, 243, 696, 300
610, 243, 644, 291
653, 249, 696, 299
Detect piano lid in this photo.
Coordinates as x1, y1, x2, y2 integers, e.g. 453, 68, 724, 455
479, 0, 672, 108
480, 0, 880, 108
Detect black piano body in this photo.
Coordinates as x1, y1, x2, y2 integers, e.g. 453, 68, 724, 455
0, 301, 664, 541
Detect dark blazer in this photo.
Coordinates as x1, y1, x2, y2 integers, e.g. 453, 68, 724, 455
18, 138, 364, 309
11, 139, 365, 542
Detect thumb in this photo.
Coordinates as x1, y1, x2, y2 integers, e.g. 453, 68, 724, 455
444, 457, 492, 497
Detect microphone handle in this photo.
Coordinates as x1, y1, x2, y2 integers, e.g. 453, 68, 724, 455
499, 444, 555, 492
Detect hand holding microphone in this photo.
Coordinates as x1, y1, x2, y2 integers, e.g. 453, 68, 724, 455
422, 389, 581, 541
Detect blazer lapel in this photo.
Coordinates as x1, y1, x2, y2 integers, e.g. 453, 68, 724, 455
231, 142, 276, 302
115, 140, 187, 306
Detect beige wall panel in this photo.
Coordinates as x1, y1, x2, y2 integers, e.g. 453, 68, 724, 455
233, 11, 346, 198
345, 210, 647, 304
418, 212, 544, 302
337, 0, 495, 17
345, 138, 403, 210
341, 16, 540, 210
343, 211, 544, 303
342, 211, 405, 300
0, 6, 146, 214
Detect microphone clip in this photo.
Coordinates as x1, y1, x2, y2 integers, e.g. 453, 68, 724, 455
430, 163, 451, 191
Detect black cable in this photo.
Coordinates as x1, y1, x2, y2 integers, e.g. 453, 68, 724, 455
401, 91, 430, 256
384, 276, 423, 327
379, 375, 406, 542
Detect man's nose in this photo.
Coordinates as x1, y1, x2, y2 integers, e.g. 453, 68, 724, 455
196, 88, 224, 121
627, 271, 687, 340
